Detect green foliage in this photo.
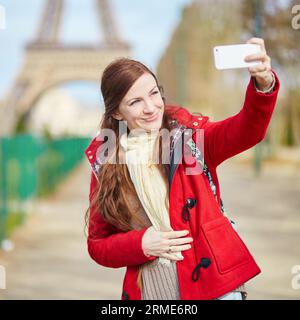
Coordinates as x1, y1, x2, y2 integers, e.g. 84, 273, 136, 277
5, 211, 25, 237
14, 114, 28, 134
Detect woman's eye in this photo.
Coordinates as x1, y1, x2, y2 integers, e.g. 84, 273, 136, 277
130, 100, 140, 106
152, 91, 159, 95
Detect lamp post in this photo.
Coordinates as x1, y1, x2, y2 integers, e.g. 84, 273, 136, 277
175, 21, 187, 106
252, 0, 263, 176
0, 139, 7, 244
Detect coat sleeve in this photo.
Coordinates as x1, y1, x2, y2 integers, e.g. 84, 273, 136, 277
87, 171, 157, 268
202, 70, 280, 167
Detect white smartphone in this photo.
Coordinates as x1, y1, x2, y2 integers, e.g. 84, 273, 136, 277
213, 44, 262, 70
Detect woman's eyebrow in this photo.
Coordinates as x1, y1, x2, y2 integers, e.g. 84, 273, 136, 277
126, 85, 157, 103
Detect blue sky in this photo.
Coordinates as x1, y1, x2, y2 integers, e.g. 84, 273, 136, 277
0, 0, 191, 103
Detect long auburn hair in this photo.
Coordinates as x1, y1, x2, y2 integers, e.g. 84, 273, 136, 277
85, 57, 173, 291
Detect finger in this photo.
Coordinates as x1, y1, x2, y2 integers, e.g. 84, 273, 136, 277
168, 237, 193, 246
162, 229, 189, 239
248, 64, 268, 74
246, 37, 265, 47
249, 70, 271, 80
244, 52, 266, 62
160, 252, 184, 261
168, 244, 192, 252
246, 37, 264, 44
246, 37, 266, 53
248, 70, 267, 79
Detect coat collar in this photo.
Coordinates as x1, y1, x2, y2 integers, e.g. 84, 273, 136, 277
85, 105, 209, 185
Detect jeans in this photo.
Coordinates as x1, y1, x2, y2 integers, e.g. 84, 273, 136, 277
216, 291, 243, 300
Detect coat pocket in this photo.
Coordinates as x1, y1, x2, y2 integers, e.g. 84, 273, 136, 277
201, 216, 251, 274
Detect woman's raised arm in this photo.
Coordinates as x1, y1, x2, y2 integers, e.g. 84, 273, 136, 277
202, 70, 280, 168
201, 38, 280, 168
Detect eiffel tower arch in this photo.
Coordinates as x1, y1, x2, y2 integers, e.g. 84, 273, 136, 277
0, 0, 130, 135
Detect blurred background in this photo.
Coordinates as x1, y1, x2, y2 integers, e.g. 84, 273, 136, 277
0, 0, 299, 299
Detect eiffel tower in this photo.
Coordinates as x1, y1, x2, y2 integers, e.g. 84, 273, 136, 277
0, 0, 130, 135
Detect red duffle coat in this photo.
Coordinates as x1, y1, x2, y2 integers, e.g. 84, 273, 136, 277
85, 72, 280, 300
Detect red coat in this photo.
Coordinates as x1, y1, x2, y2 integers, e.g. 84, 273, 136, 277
85, 72, 280, 300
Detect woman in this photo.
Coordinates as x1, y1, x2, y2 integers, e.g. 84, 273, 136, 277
85, 37, 280, 300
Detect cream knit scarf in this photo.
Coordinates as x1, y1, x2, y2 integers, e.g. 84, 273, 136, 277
120, 129, 183, 265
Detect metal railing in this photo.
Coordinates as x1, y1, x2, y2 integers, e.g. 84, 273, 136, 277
0, 134, 89, 243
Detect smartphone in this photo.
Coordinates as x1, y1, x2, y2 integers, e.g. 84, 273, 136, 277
213, 44, 262, 70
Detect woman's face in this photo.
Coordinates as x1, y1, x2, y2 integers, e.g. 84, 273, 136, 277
113, 73, 164, 132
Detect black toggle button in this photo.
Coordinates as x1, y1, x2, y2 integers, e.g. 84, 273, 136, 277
191, 257, 211, 282
186, 198, 197, 209
182, 198, 197, 222
200, 257, 211, 268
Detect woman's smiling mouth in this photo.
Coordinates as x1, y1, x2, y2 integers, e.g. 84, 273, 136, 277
143, 113, 159, 122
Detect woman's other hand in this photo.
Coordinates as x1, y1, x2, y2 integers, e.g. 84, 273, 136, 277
142, 226, 193, 261
244, 37, 274, 91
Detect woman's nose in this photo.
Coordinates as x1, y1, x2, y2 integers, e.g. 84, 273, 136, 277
143, 99, 156, 113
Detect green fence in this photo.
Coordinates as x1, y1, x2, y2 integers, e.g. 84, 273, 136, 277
0, 134, 90, 243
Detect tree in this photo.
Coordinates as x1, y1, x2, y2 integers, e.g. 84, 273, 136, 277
241, 0, 300, 146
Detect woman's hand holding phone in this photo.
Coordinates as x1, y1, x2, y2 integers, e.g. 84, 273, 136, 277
244, 37, 274, 92
213, 37, 274, 92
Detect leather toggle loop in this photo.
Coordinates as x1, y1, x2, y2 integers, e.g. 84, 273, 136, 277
191, 257, 211, 282
182, 205, 190, 222
182, 198, 197, 222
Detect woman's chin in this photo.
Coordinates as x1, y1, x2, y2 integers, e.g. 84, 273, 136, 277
142, 123, 162, 132
137, 119, 163, 131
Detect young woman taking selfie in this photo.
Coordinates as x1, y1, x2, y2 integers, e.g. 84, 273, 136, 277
85, 37, 280, 300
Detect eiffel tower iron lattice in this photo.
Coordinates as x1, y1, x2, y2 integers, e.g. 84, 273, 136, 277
0, 0, 130, 135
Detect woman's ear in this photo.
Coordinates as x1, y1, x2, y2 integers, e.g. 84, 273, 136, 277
112, 112, 123, 121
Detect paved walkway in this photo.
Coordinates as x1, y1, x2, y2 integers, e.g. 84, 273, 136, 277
0, 162, 125, 300
218, 155, 300, 300
0, 154, 299, 300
